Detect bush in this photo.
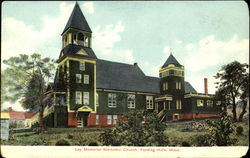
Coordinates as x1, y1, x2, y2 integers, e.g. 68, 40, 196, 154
88, 142, 98, 146
100, 110, 168, 146
181, 141, 190, 147
55, 139, 71, 146
236, 126, 244, 135
195, 134, 212, 146
67, 134, 74, 139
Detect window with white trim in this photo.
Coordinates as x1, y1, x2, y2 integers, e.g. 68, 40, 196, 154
108, 93, 116, 107
176, 100, 182, 109
128, 94, 135, 108
197, 99, 204, 107
96, 115, 99, 125
107, 115, 112, 125
84, 74, 89, 84
79, 62, 85, 71
176, 81, 181, 89
207, 100, 213, 107
83, 92, 89, 105
216, 101, 221, 106
113, 115, 118, 125
75, 91, 82, 104
163, 82, 168, 91
146, 96, 154, 109
76, 74, 82, 83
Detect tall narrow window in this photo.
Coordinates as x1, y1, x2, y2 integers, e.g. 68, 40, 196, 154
83, 92, 89, 105
165, 82, 168, 90
76, 74, 82, 83
113, 115, 118, 125
107, 115, 112, 125
84, 75, 89, 84
108, 93, 116, 107
75, 91, 82, 104
96, 115, 99, 125
178, 82, 181, 89
128, 94, 135, 108
79, 62, 85, 71
96, 93, 99, 107
176, 100, 182, 109
146, 96, 153, 109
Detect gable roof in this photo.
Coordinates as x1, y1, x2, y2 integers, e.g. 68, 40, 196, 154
62, 2, 92, 35
57, 44, 97, 62
96, 59, 160, 93
162, 54, 182, 68
184, 81, 197, 93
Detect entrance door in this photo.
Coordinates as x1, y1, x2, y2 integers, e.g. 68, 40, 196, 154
77, 116, 83, 127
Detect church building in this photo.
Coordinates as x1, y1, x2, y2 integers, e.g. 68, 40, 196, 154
32, 3, 220, 127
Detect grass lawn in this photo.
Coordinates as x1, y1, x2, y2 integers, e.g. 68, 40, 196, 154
1, 119, 248, 146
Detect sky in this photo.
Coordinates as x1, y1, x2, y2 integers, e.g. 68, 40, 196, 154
1, 1, 249, 111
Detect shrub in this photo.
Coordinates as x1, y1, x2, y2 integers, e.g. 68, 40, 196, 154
206, 112, 237, 146
195, 134, 212, 146
55, 139, 71, 146
236, 126, 244, 135
100, 110, 168, 146
88, 142, 98, 146
67, 134, 74, 139
181, 141, 191, 147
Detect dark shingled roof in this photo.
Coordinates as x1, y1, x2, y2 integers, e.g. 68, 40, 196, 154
62, 2, 92, 35
58, 44, 97, 62
96, 59, 160, 94
162, 54, 182, 68
96, 59, 197, 94
184, 81, 197, 93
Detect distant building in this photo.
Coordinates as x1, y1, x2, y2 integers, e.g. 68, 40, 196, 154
1, 111, 10, 140
31, 2, 220, 128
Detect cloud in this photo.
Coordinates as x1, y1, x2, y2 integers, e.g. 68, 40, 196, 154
1, 2, 74, 65
82, 2, 94, 14
92, 21, 136, 64
184, 34, 249, 72
161, 34, 249, 93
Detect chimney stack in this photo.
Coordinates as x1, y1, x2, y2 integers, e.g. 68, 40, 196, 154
133, 62, 138, 66
204, 78, 208, 94
8, 107, 12, 112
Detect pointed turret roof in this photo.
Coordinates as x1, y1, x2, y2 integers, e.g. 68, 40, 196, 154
162, 53, 182, 68
62, 2, 92, 35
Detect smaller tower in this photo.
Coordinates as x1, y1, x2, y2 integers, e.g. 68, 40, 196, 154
159, 53, 185, 112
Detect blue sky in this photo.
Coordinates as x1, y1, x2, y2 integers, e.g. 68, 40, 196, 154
1, 1, 249, 111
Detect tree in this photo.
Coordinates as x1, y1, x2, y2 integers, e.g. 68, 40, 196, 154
2, 53, 55, 132
214, 61, 249, 122
99, 110, 168, 146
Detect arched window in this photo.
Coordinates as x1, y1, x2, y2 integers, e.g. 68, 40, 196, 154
77, 33, 84, 41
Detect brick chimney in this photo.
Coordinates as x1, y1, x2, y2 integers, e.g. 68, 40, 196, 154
133, 62, 138, 66
8, 107, 12, 112
204, 78, 208, 94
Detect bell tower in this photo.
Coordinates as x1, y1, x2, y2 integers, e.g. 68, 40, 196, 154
61, 2, 92, 48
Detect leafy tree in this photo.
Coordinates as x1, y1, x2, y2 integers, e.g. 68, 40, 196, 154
100, 110, 168, 146
2, 53, 55, 132
214, 61, 249, 122
206, 111, 237, 146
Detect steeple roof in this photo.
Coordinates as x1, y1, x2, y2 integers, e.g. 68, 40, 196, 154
162, 53, 182, 68
62, 2, 92, 35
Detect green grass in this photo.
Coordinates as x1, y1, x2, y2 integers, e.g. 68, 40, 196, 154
1, 120, 248, 146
